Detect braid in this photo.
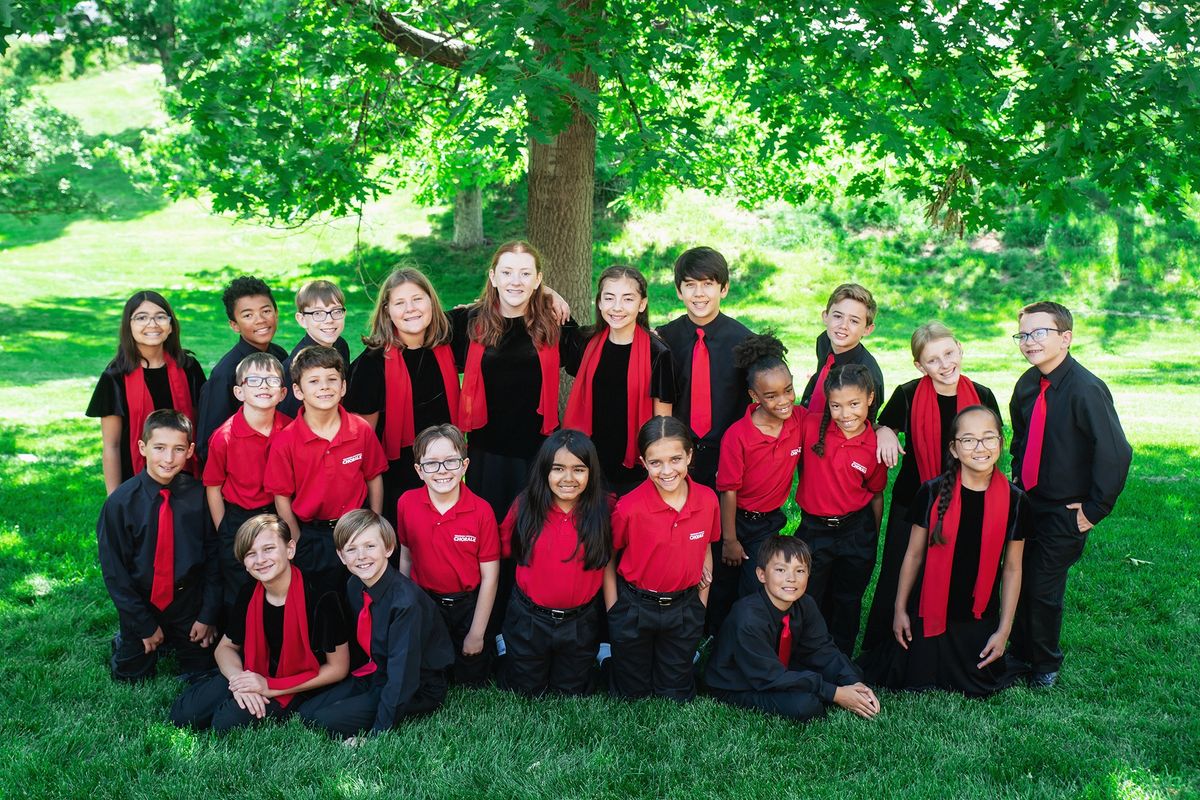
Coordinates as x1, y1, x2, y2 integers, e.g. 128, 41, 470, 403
811, 363, 874, 458
812, 404, 832, 457
928, 458, 959, 546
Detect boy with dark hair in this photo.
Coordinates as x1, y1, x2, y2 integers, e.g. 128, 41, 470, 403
97, 409, 221, 682
657, 247, 754, 634
1007, 301, 1131, 687
196, 276, 288, 461
798, 283, 885, 421
264, 345, 387, 592
705, 535, 880, 721
279, 280, 352, 418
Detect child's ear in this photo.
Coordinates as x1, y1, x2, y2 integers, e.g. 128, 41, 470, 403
137, 439, 149, 458
233, 383, 246, 402
292, 383, 303, 402
461, 457, 470, 473
756, 566, 767, 585
184, 442, 196, 460
385, 545, 396, 560
286, 538, 297, 560
335, 548, 350, 567
864, 321, 876, 336
228, 318, 240, 333
1062, 329, 1074, 348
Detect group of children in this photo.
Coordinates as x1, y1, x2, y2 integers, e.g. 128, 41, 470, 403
90, 242, 1132, 736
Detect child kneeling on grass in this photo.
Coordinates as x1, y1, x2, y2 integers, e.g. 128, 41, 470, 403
170, 514, 350, 732
705, 535, 880, 722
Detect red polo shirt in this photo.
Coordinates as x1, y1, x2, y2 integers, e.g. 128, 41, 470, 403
716, 404, 805, 512
262, 406, 388, 521
396, 485, 500, 595
612, 477, 720, 593
499, 501, 605, 609
203, 409, 291, 509
794, 415, 888, 517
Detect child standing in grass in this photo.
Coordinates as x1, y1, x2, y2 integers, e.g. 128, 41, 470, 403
88, 290, 207, 494
861, 406, 1028, 697
279, 280, 352, 418
606, 416, 719, 701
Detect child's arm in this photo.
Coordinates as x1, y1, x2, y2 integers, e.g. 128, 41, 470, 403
719, 490, 746, 567
99, 416, 123, 495
464, 560, 499, 656
213, 634, 244, 679
870, 492, 884, 533
366, 475, 384, 514
978, 539, 1024, 669
398, 545, 413, 577
213, 635, 267, 719
874, 425, 904, 468
892, 523, 928, 648
698, 546, 713, 605
96, 498, 160, 649
274, 495, 302, 541
205, 485, 226, 531
237, 643, 350, 698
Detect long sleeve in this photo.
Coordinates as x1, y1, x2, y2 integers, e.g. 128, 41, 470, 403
792, 596, 862, 697
373, 602, 422, 733
1077, 384, 1132, 524
199, 510, 221, 625
96, 495, 157, 638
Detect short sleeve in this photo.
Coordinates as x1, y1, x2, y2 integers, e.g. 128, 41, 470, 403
708, 494, 722, 543
309, 589, 350, 653
345, 349, 385, 416
611, 500, 631, 551
477, 506, 501, 563
558, 318, 586, 374
86, 368, 122, 418
905, 482, 935, 528
715, 425, 746, 493
865, 461, 889, 494
360, 425, 389, 480
877, 385, 906, 432
649, 336, 676, 404
394, 494, 411, 547
498, 501, 518, 559
202, 427, 229, 487
224, 581, 256, 647
1009, 487, 1032, 543
262, 434, 296, 497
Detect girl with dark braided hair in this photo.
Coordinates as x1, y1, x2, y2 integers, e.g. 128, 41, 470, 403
860, 406, 1030, 697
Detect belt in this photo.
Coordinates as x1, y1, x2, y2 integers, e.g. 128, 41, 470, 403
802, 507, 868, 529
430, 590, 472, 608
228, 502, 274, 515
516, 588, 591, 621
305, 518, 338, 531
737, 508, 776, 521
625, 582, 696, 607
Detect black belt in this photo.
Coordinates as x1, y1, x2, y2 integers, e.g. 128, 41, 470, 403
515, 588, 590, 621
430, 590, 472, 608
229, 502, 274, 516
802, 507, 869, 529
625, 582, 696, 607
305, 518, 338, 531
737, 508, 775, 521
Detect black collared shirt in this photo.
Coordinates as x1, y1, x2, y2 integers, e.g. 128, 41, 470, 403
798, 331, 885, 421
1009, 353, 1132, 524
705, 589, 862, 700
657, 312, 753, 447
196, 337, 289, 460
279, 334, 352, 418
96, 471, 220, 638
346, 568, 454, 733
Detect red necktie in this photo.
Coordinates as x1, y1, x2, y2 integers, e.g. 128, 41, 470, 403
1021, 377, 1051, 491
352, 591, 377, 677
150, 488, 175, 611
807, 352, 836, 412
690, 328, 712, 439
777, 614, 792, 668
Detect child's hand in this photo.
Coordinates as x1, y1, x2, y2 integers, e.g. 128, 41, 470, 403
543, 287, 571, 324
462, 630, 484, 657
189, 621, 216, 648
1066, 503, 1094, 533
875, 426, 904, 468
142, 626, 165, 655
228, 670, 269, 695
721, 539, 748, 567
892, 610, 912, 650
698, 565, 713, 590
834, 683, 880, 719
977, 631, 1008, 669
233, 690, 269, 719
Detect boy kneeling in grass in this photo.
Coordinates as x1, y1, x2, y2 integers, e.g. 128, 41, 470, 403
705, 535, 880, 722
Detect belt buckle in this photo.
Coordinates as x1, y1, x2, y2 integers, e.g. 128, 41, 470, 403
550, 609, 566, 620
655, 596, 673, 607
826, 515, 843, 528
439, 596, 457, 607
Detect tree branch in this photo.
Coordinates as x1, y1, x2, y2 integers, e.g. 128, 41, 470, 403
343, 2, 471, 69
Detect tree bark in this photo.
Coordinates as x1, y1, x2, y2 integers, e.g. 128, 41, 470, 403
452, 185, 485, 248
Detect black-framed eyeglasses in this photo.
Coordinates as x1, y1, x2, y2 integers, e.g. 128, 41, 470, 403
1012, 328, 1063, 344
302, 308, 346, 322
131, 313, 171, 325
242, 375, 284, 388
955, 434, 1002, 450
418, 457, 463, 474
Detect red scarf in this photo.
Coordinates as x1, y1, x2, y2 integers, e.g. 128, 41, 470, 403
242, 566, 320, 708
124, 353, 195, 474
460, 338, 560, 435
911, 374, 981, 483
562, 327, 652, 468
919, 471, 1010, 638
382, 343, 460, 459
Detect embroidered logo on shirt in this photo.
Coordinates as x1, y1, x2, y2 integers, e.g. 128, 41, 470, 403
789, 447, 803, 457
850, 460, 868, 474
688, 531, 706, 540
342, 453, 363, 465
453, 534, 477, 543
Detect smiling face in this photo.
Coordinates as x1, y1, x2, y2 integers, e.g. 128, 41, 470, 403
138, 427, 194, 485
640, 436, 693, 496
1018, 311, 1072, 373
548, 446, 589, 510
414, 436, 468, 499
949, 408, 1003, 478
821, 298, 874, 354
129, 300, 172, 351
242, 527, 295, 584
676, 277, 727, 326
229, 294, 279, 349
826, 385, 873, 439
293, 366, 346, 412
756, 553, 810, 612
387, 281, 434, 345
749, 365, 796, 422
295, 299, 345, 347
233, 364, 287, 411
598, 275, 648, 336
916, 336, 963, 392
489, 250, 541, 316
338, 525, 393, 587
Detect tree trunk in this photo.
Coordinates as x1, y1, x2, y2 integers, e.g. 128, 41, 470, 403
452, 185, 485, 249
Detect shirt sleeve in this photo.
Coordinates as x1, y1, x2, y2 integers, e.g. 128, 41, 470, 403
905, 482, 934, 528
262, 434, 296, 498
202, 428, 229, 487
792, 597, 863, 696
477, 506, 501, 563
715, 425, 746, 493
373, 601, 422, 733
877, 385, 906, 432
1009, 488, 1033, 543
197, 376, 236, 461
224, 582, 256, 647
310, 590, 350, 653
1077, 385, 1132, 525
394, 495, 410, 547
498, 501, 518, 560
360, 426, 389, 481
345, 350, 385, 415
86, 368, 122, 418
708, 492, 722, 543
96, 494, 157, 639
649, 336, 677, 404
557, 318, 586, 376
729, 605, 842, 700
865, 461, 889, 494
610, 501, 631, 552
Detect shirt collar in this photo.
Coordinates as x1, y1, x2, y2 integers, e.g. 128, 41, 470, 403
636, 475, 703, 516
295, 405, 352, 444
363, 566, 398, 601
416, 483, 476, 519
1043, 352, 1076, 388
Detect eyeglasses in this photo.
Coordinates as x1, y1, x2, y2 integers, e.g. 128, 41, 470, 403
131, 313, 171, 326
955, 435, 1002, 451
1012, 328, 1063, 344
242, 375, 284, 388
418, 457, 463, 474
302, 308, 346, 322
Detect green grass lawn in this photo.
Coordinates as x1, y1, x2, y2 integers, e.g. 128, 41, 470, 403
1, 65, 1198, 799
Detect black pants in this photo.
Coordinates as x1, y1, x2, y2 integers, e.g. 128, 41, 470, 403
298, 672, 447, 736
295, 519, 348, 597
500, 588, 599, 696
709, 687, 827, 722
466, 445, 534, 640
217, 502, 274, 622
608, 579, 705, 701
732, 509, 788, 598
110, 578, 214, 683
861, 499, 911, 653
429, 589, 493, 686
1010, 502, 1089, 673
796, 509, 877, 657
169, 669, 299, 733
686, 443, 736, 637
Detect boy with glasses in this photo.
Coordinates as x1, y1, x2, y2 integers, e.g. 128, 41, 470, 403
280, 280, 352, 417
1007, 301, 1131, 687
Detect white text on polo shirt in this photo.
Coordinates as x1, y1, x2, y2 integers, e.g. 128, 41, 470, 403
453, 534, 477, 543
789, 447, 803, 457
688, 531, 706, 540
850, 460, 867, 474
342, 453, 363, 465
